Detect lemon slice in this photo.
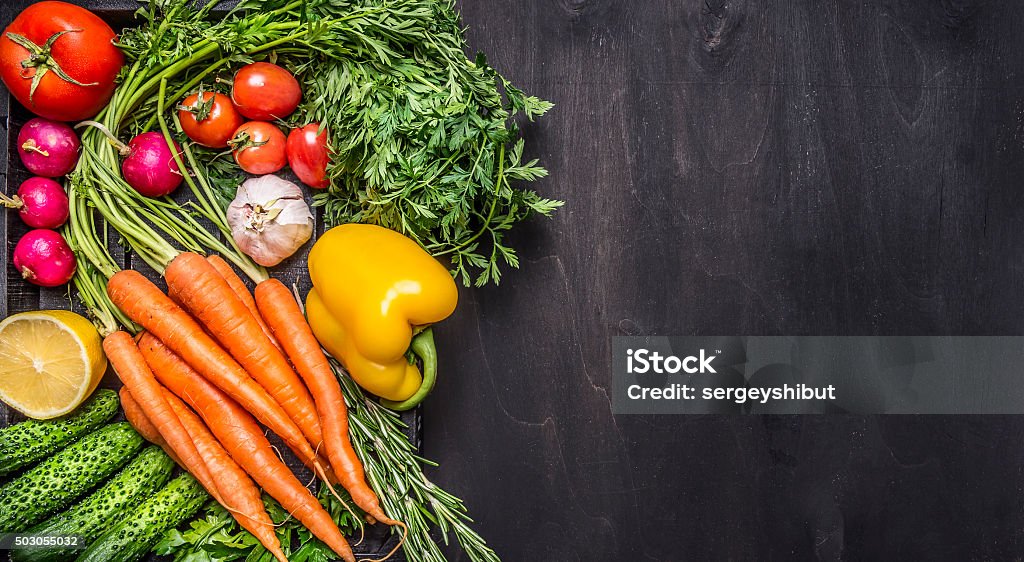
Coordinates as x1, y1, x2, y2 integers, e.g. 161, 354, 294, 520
0, 310, 107, 419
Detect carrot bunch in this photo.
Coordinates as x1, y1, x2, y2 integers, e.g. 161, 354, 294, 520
105, 252, 402, 562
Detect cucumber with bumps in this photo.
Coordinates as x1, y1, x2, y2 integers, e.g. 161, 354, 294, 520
0, 422, 143, 532
10, 446, 174, 562
77, 473, 209, 562
0, 389, 118, 477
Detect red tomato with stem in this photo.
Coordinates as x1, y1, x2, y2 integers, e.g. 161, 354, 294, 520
0, 1, 124, 121
230, 122, 287, 175
231, 62, 302, 121
178, 90, 245, 148
286, 124, 330, 189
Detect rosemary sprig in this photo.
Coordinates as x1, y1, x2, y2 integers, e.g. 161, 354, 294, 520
334, 362, 500, 562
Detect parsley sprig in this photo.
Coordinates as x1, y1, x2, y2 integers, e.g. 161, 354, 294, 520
154, 489, 363, 562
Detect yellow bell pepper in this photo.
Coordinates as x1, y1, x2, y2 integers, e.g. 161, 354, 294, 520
306, 224, 457, 408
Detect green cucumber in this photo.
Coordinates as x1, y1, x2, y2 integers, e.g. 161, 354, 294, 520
0, 422, 143, 533
0, 389, 119, 477
10, 446, 174, 562
77, 473, 209, 562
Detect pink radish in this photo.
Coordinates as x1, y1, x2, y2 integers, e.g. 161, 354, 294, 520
12, 229, 77, 287
17, 118, 80, 178
122, 132, 184, 197
0, 178, 70, 228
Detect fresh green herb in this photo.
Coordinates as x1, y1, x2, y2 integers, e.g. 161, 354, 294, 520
80, 0, 560, 288
333, 362, 500, 562
156, 490, 363, 562
189, 145, 246, 210
295, 2, 560, 286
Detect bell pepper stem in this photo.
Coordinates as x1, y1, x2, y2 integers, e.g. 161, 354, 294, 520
381, 329, 438, 411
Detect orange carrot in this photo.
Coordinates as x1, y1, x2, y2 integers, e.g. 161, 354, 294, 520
138, 333, 355, 562
257, 278, 397, 526
124, 383, 286, 562
103, 331, 220, 504
161, 389, 286, 562
164, 253, 323, 452
119, 387, 181, 466
207, 255, 281, 351
107, 269, 319, 468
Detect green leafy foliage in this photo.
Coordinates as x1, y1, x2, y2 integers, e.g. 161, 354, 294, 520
115, 0, 561, 286
155, 489, 363, 562
290, 1, 561, 286
189, 146, 246, 211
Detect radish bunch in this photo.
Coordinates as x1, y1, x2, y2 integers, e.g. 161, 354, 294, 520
2, 118, 79, 287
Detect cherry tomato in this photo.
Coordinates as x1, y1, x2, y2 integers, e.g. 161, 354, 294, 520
230, 122, 287, 175
286, 124, 330, 189
231, 62, 302, 121
0, 1, 123, 121
178, 91, 245, 148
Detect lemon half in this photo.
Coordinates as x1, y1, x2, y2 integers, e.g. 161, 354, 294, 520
0, 310, 107, 419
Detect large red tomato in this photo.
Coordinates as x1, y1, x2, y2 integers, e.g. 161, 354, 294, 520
0, 2, 123, 122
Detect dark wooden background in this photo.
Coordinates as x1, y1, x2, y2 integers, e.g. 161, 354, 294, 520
5, 1, 1024, 561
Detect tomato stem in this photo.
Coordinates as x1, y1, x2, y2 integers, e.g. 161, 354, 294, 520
5, 30, 99, 103
228, 130, 267, 151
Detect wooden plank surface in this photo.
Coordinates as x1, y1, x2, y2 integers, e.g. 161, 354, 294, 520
425, 1, 1024, 561
4, 1, 1024, 561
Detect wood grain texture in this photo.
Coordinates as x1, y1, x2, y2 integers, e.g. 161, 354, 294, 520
425, 1, 1024, 560
2, 0, 1024, 561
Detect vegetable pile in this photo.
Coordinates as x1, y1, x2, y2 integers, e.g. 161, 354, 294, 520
0, 0, 559, 560
113, 0, 561, 286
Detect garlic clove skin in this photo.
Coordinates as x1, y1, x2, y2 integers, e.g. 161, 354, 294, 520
227, 175, 314, 267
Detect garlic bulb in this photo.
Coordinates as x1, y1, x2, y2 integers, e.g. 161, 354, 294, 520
227, 175, 313, 267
